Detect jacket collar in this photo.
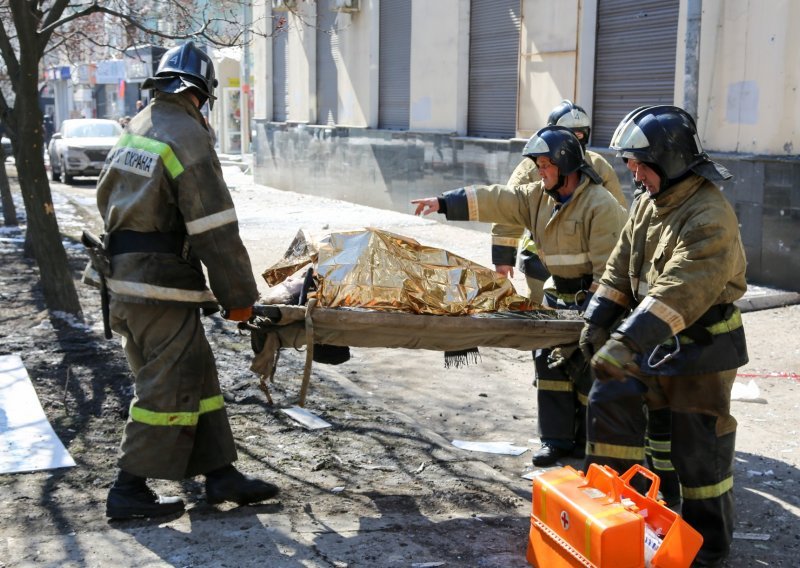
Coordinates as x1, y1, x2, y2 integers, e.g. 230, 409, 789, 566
153, 92, 205, 122
651, 174, 707, 215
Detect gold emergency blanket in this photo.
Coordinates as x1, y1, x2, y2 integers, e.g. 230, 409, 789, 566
263, 228, 537, 314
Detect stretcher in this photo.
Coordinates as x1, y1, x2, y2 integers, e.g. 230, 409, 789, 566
244, 299, 584, 406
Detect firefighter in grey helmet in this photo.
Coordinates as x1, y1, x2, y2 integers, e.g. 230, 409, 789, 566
97, 41, 279, 520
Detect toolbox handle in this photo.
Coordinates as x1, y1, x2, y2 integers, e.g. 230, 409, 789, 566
584, 464, 626, 503
620, 464, 661, 500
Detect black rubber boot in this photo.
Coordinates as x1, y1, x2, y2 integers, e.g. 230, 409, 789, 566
205, 465, 279, 505
106, 470, 185, 520
532, 443, 572, 467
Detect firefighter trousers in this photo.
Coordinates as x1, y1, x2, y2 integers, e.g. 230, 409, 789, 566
534, 346, 592, 450
584, 370, 737, 564
111, 300, 238, 480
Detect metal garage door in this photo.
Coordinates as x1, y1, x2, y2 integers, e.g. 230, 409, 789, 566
378, 0, 411, 130
592, 0, 679, 146
316, 0, 338, 126
467, 0, 521, 139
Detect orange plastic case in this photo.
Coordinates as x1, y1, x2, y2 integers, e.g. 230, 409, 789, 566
526, 464, 703, 568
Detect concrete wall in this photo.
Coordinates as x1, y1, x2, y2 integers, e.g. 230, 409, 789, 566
517, 0, 580, 139
409, 0, 470, 134
696, 0, 799, 155
252, 1, 271, 121
330, 2, 379, 127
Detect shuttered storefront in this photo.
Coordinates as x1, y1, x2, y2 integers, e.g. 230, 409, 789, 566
378, 0, 411, 130
272, 16, 289, 122
316, 0, 338, 125
592, 0, 679, 146
467, 0, 521, 139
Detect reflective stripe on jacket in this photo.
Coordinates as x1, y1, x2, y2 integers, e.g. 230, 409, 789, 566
96, 92, 258, 310
443, 176, 627, 286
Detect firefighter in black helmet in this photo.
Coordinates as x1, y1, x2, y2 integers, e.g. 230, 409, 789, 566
580, 105, 747, 567
97, 41, 279, 520
412, 126, 627, 468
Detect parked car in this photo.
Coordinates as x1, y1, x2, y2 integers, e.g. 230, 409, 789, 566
1, 136, 11, 158
48, 119, 122, 183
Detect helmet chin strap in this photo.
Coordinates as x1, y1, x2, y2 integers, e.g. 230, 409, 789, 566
545, 174, 566, 200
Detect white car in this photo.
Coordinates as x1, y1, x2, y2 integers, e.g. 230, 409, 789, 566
48, 118, 122, 183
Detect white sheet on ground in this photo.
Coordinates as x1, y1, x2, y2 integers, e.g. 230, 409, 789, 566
451, 439, 528, 455
0, 355, 76, 474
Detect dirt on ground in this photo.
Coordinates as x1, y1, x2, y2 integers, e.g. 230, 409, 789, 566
0, 173, 799, 567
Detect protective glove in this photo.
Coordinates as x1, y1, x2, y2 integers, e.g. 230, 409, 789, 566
591, 336, 640, 382
222, 306, 253, 322
579, 322, 610, 361
547, 343, 579, 370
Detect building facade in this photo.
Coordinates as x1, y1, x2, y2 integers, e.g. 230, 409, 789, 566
252, 0, 796, 291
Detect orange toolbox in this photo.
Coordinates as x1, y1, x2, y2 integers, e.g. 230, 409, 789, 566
526, 463, 703, 568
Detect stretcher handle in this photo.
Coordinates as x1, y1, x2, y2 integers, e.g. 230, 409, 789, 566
620, 464, 661, 501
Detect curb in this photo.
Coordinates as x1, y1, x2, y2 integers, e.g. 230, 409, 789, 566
736, 291, 800, 313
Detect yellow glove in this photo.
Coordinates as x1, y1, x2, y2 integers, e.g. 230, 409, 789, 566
591, 337, 639, 382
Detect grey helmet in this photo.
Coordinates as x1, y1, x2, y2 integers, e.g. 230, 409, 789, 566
611, 105, 731, 191
547, 100, 591, 146
523, 125, 602, 193
141, 41, 218, 109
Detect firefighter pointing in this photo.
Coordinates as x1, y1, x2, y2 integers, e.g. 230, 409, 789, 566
95, 41, 279, 520
413, 126, 628, 469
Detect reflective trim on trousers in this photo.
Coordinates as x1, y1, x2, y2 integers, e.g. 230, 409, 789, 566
648, 438, 672, 452
650, 457, 677, 471
537, 379, 573, 392
681, 475, 734, 501
129, 394, 225, 426
587, 442, 645, 461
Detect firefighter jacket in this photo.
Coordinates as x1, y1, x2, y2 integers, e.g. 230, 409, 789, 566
584, 174, 748, 375
491, 150, 626, 267
96, 92, 258, 312
440, 175, 628, 297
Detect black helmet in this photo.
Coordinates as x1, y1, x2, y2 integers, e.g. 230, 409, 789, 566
611, 105, 731, 186
141, 42, 218, 109
523, 125, 601, 185
547, 100, 591, 146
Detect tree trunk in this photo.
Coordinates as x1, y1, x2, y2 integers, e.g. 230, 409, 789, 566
14, 79, 83, 316
0, 145, 17, 226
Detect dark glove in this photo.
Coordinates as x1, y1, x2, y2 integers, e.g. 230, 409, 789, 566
579, 322, 610, 361
222, 306, 254, 322
591, 336, 639, 382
